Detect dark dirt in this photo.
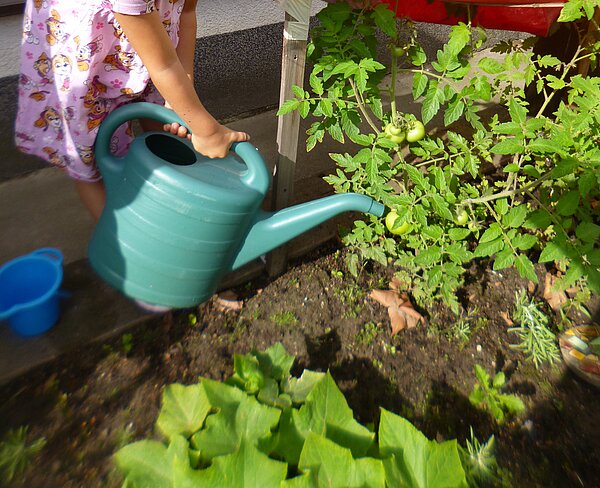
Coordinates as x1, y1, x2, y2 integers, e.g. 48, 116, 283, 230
1, 242, 599, 487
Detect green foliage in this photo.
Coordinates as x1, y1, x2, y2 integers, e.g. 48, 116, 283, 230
270, 311, 299, 327
116, 343, 470, 487
0, 426, 46, 484
279, 1, 600, 314
510, 290, 561, 368
460, 427, 504, 487
468, 365, 525, 422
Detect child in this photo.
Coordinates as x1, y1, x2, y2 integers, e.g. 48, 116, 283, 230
15, 0, 249, 221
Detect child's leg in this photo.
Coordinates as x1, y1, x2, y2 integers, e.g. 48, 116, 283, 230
74, 179, 106, 222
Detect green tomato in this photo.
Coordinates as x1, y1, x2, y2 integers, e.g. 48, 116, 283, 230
385, 210, 411, 235
384, 123, 406, 145
392, 46, 405, 57
406, 120, 426, 142
454, 209, 469, 226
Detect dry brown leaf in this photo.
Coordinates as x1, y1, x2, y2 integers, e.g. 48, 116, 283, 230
500, 311, 514, 326
216, 290, 244, 311
369, 287, 425, 335
543, 273, 567, 312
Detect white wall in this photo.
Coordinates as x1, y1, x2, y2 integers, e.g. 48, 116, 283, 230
0, 1, 327, 78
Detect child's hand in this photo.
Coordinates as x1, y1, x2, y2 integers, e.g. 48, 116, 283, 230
191, 125, 250, 159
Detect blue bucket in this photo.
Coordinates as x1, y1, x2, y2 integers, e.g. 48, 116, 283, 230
0, 248, 64, 336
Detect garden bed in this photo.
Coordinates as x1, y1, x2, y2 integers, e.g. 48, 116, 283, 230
0, 242, 598, 487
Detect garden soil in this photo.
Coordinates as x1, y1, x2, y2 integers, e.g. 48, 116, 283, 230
0, 241, 599, 487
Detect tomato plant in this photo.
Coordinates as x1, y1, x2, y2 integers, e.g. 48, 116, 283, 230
406, 120, 426, 142
278, 0, 600, 313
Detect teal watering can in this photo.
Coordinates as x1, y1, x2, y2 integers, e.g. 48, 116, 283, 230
88, 102, 385, 308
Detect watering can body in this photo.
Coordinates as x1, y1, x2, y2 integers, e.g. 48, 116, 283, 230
88, 103, 384, 308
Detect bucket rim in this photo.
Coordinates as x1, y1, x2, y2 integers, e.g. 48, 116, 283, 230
0, 252, 63, 319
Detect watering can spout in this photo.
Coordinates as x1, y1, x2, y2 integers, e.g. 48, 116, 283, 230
230, 193, 385, 271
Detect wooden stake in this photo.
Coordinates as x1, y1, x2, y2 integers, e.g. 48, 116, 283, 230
267, 11, 309, 277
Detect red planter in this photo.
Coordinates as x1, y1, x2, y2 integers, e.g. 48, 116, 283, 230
383, 0, 566, 36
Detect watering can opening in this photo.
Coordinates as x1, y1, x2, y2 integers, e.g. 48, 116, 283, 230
145, 133, 197, 167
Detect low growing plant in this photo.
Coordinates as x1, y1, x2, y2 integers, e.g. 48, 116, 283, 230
460, 427, 506, 487
279, 0, 600, 313
510, 290, 560, 368
0, 426, 46, 484
116, 343, 474, 487
469, 364, 525, 422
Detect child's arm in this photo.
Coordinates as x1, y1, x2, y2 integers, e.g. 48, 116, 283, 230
175, 0, 198, 82
114, 9, 248, 158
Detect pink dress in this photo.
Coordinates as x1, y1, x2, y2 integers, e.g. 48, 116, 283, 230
15, 0, 185, 182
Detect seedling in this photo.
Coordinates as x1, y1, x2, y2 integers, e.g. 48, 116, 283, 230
121, 333, 134, 355
355, 321, 381, 345
469, 364, 525, 422
270, 311, 298, 327
460, 427, 499, 486
510, 290, 560, 368
0, 427, 46, 483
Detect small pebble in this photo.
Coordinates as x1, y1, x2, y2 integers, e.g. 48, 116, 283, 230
476, 344, 482, 353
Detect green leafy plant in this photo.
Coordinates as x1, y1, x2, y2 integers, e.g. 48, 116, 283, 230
279, 1, 600, 313
469, 364, 525, 422
270, 311, 299, 327
116, 343, 472, 487
0, 426, 46, 484
460, 427, 504, 487
510, 290, 560, 368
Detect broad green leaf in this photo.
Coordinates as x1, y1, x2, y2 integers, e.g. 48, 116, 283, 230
498, 394, 526, 415
512, 234, 538, 251
277, 99, 300, 116
412, 72, 429, 99
422, 83, 443, 124
409, 44, 427, 67
539, 241, 567, 263
524, 209, 552, 229
474, 237, 504, 258
282, 370, 326, 405
515, 254, 538, 283
192, 439, 287, 488
115, 437, 189, 488
576, 222, 600, 243
448, 228, 471, 241
528, 138, 565, 154
503, 205, 528, 228
431, 194, 454, 221
156, 384, 211, 441
508, 98, 527, 126
552, 157, 579, 178
479, 223, 502, 243
492, 372, 505, 389
556, 191, 580, 216
491, 138, 524, 155
318, 99, 334, 118
493, 248, 515, 270
309, 73, 323, 96
191, 380, 281, 463
274, 373, 374, 465
379, 409, 468, 488
478, 57, 505, 75
444, 98, 465, 126
254, 343, 296, 382
404, 164, 428, 190
372, 4, 397, 37
295, 433, 385, 488
415, 246, 443, 266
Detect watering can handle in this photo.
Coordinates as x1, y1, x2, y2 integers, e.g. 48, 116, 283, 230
95, 102, 269, 192
31, 248, 63, 267
95, 102, 189, 177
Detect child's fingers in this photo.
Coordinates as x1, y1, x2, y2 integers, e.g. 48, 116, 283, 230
233, 130, 250, 142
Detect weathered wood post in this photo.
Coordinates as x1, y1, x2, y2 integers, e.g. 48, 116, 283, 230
268, 0, 312, 276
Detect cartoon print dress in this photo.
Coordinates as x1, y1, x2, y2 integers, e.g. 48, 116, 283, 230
15, 0, 186, 182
